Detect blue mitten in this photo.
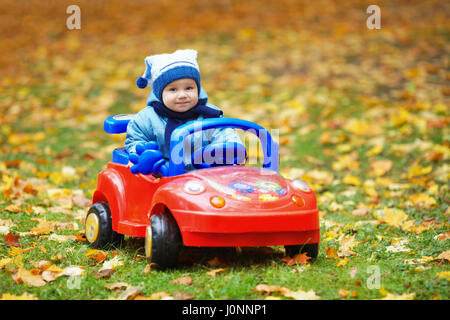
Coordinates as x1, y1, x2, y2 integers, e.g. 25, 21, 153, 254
129, 141, 169, 176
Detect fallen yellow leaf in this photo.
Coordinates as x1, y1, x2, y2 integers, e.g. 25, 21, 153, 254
283, 288, 321, 300
342, 175, 361, 186
325, 246, 339, 260
436, 271, 450, 281
409, 193, 437, 209
378, 292, 416, 300
366, 144, 383, 156
408, 165, 432, 178
0, 293, 38, 300
369, 159, 393, 177
336, 257, 348, 267
376, 208, 414, 231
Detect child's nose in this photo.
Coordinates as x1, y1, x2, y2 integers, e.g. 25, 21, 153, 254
178, 90, 188, 98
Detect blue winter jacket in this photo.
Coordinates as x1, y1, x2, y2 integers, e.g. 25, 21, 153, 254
125, 87, 243, 172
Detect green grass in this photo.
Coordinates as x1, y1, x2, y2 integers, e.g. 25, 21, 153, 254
1, 92, 449, 300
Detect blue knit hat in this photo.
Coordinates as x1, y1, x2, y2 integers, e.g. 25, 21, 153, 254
136, 49, 201, 101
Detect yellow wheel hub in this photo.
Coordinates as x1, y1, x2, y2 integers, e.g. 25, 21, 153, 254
85, 213, 100, 243
145, 226, 152, 258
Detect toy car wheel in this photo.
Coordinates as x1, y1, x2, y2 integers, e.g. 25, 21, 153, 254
85, 201, 123, 249
145, 211, 182, 269
285, 243, 319, 260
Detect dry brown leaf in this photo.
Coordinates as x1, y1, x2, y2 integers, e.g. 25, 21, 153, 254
95, 268, 115, 279
172, 291, 195, 300
4, 232, 20, 246
436, 250, 450, 263
0, 226, 10, 235
47, 233, 78, 243
206, 256, 227, 267
86, 249, 108, 263
29, 260, 51, 270
253, 284, 289, 295
282, 252, 311, 266
436, 231, 450, 241
170, 275, 192, 286
351, 207, 370, 217
30, 219, 54, 235
61, 266, 85, 277
105, 282, 130, 291
71, 195, 92, 208
99, 256, 123, 272
12, 266, 46, 287
0, 219, 14, 227
143, 263, 152, 274
118, 286, 141, 300
206, 268, 227, 277
254, 284, 320, 300
134, 291, 173, 300
338, 234, 359, 256
3, 204, 22, 213
41, 269, 61, 282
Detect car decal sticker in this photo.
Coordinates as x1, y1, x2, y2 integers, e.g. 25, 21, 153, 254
229, 182, 254, 194
204, 178, 285, 202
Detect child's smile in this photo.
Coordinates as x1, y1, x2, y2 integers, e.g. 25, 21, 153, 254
162, 78, 199, 113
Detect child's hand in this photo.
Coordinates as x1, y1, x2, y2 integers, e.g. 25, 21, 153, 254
129, 141, 168, 176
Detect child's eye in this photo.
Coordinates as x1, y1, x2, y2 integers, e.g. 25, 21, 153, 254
169, 88, 177, 92
186, 87, 194, 90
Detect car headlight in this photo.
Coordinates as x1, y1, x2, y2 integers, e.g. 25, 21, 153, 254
184, 181, 205, 195
210, 196, 226, 208
292, 179, 312, 193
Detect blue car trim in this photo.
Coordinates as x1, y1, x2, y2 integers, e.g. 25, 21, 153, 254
112, 147, 129, 165
104, 114, 136, 134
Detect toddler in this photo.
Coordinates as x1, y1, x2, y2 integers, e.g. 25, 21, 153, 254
125, 49, 244, 175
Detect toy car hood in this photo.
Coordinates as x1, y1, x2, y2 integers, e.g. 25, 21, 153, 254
189, 166, 291, 203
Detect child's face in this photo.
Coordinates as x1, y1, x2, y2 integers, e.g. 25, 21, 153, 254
162, 78, 199, 113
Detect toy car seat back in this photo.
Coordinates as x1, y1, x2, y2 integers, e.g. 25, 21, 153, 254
104, 114, 135, 134
104, 114, 136, 164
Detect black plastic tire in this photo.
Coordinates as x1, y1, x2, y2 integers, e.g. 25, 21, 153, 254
285, 243, 319, 260
85, 201, 123, 249
148, 211, 182, 269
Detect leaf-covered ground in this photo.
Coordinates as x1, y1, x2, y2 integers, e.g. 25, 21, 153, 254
0, 0, 449, 300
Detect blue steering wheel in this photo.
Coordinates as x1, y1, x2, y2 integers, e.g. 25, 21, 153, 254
191, 142, 247, 169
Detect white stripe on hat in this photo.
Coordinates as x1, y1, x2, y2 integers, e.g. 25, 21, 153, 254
142, 49, 199, 87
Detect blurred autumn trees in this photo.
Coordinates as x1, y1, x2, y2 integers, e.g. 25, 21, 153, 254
1, 0, 448, 166
2, 0, 449, 83
0, 0, 448, 142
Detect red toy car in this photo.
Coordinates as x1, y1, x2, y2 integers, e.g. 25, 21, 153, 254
85, 116, 320, 268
